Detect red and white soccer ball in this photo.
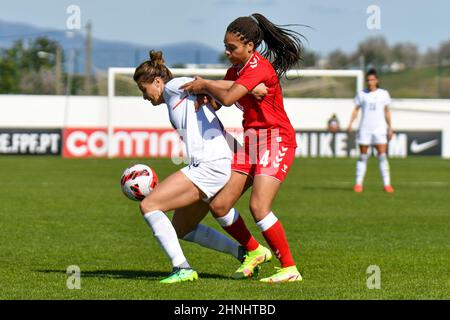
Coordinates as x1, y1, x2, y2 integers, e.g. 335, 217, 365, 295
120, 164, 158, 201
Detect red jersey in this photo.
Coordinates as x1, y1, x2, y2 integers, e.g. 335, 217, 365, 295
224, 51, 297, 148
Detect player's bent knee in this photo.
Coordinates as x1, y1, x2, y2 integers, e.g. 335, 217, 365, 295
139, 197, 159, 215
249, 199, 269, 219
209, 199, 232, 217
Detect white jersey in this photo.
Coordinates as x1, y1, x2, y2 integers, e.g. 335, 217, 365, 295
354, 88, 391, 132
163, 77, 232, 164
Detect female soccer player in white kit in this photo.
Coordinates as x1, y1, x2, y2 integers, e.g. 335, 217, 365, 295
347, 68, 394, 193
132, 50, 247, 283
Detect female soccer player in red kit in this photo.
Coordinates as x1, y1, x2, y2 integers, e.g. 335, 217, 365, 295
181, 13, 303, 283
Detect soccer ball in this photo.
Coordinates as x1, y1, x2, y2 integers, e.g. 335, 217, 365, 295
120, 164, 158, 201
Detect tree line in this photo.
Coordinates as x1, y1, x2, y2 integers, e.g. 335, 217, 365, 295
302, 35, 450, 70
0, 37, 93, 95
1, 35, 450, 95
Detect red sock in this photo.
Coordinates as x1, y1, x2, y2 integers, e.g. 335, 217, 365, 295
262, 220, 295, 268
223, 215, 259, 251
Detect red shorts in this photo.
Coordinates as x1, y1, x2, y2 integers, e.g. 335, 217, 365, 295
231, 143, 296, 183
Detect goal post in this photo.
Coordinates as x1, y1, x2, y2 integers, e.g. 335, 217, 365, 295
107, 67, 364, 158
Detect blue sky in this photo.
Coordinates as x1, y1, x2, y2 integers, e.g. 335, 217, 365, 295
1, 0, 449, 55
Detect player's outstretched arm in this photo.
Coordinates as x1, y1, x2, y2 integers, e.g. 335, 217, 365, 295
212, 80, 268, 100
181, 78, 267, 106
181, 76, 248, 106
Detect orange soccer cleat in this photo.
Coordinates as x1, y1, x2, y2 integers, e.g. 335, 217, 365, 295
384, 185, 395, 193
353, 184, 363, 193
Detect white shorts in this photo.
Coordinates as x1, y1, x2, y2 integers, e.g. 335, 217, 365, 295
357, 130, 387, 146
180, 158, 231, 202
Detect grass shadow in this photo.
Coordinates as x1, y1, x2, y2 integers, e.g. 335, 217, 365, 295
37, 269, 230, 280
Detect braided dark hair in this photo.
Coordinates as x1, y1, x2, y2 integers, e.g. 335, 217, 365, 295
226, 13, 305, 78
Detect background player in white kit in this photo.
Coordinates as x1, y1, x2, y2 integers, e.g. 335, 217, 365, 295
132, 50, 244, 284
347, 68, 395, 193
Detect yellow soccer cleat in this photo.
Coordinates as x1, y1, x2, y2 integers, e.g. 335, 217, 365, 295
232, 245, 272, 279
260, 266, 303, 283
160, 268, 199, 284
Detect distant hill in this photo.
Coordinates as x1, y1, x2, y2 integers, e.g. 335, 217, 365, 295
0, 20, 222, 72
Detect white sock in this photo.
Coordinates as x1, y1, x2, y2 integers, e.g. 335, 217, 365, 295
378, 153, 391, 186
143, 210, 189, 268
256, 211, 278, 232
216, 208, 239, 227
183, 224, 243, 261
356, 153, 369, 185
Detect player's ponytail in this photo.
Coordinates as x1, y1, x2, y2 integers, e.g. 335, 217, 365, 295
134, 50, 173, 84
226, 13, 304, 78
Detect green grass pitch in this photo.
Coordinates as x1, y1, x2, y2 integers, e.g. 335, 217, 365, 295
0, 156, 449, 299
